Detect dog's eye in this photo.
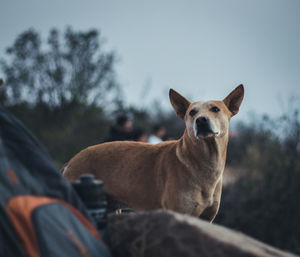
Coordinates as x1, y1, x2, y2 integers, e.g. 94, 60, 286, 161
210, 106, 220, 113
189, 109, 197, 116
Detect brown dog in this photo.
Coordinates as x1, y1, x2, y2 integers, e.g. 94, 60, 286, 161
63, 85, 244, 222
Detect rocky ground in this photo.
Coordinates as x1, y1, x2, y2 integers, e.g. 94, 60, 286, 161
107, 210, 299, 257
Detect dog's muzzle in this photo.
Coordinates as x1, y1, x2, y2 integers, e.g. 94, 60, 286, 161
195, 116, 217, 137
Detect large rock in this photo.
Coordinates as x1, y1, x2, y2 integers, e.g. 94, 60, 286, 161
107, 210, 298, 257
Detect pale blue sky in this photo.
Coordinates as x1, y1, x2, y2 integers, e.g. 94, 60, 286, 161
1, 0, 300, 120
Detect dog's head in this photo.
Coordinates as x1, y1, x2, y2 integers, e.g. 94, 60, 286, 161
169, 85, 244, 140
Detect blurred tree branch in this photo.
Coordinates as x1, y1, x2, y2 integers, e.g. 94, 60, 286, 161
0, 27, 119, 108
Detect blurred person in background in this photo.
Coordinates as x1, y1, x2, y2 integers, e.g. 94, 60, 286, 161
132, 128, 148, 142
106, 115, 133, 142
148, 125, 166, 144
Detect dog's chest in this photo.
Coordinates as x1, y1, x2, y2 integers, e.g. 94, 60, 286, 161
184, 172, 222, 207
180, 187, 214, 216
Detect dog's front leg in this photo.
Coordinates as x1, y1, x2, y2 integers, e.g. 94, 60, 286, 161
199, 179, 222, 222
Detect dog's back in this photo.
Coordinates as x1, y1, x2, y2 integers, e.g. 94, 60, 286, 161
63, 140, 180, 210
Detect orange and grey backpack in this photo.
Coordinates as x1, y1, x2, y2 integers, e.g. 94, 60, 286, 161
0, 106, 112, 257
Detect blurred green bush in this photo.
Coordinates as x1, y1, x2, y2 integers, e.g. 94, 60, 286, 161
216, 110, 300, 255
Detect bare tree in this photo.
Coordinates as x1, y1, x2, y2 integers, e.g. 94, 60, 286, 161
0, 27, 118, 107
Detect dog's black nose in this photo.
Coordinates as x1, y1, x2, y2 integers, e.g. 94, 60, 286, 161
196, 116, 208, 125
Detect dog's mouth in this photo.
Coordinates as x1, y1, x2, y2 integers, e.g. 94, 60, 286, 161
195, 118, 219, 138
196, 126, 218, 138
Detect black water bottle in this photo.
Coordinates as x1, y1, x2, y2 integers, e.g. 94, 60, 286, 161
72, 174, 107, 231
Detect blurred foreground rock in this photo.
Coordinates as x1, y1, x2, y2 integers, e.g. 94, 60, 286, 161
108, 210, 298, 257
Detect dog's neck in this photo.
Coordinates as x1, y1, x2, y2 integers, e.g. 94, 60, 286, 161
176, 130, 228, 182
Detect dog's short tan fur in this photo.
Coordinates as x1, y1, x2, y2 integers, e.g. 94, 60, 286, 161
64, 85, 244, 222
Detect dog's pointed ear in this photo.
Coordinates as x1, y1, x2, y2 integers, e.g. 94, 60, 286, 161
169, 89, 191, 119
223, 84, 244, 117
